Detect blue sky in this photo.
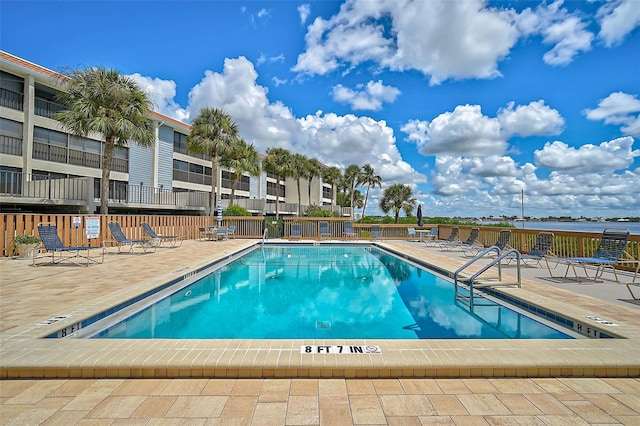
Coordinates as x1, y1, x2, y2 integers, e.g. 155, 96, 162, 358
2, 0, 639, 219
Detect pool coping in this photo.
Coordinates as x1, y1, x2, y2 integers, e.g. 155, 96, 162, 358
1, 240, 639, 379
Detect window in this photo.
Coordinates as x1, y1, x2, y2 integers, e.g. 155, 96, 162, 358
267, 181, 285, 197
0, 71, 24, 110
323, 185, 333, 199
0, 118, 23, 156
222, 170, 250, 191
173, 159, 211, 185
173, 131, 188, 155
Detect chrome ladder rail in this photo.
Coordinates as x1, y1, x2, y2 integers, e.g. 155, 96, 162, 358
454, 247, 522, 307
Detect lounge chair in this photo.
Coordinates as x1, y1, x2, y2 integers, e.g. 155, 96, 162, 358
519, 232, 555, 267
407, 227, 417, 241
107, 222, 156, 254
35, 223, 104, 266
343, 222, 357, 239
319, 221, 331, 240
215, 226, 229, 241
198, 226, 215, 241
290, 223, 302, 240
227, 225, 236, 239
463, 229, 511, 257
371, 225, 382, 241
425, 226, 459, 247
440, 228, 482, 252
141, 222, 182, 247
421, 228, 438, 242
551, 228, 639, 286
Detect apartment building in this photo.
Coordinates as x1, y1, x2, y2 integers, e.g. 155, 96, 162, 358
0, 51, 336, 216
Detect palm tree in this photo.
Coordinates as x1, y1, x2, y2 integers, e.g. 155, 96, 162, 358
55, 67, 154, 215
291, 153, 308, 216
219, 138, 259, 205
263, 147, 293, 219
322, 166, 342, 211
305, 158, 323, 209
358, 164, 382, 219
379, 184, 417, 223
187, 107, 239, 216
352, 189, 365, 210
344, 164, 362, 220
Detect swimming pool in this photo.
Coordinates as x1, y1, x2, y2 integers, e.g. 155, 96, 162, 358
78, 245, 573, 339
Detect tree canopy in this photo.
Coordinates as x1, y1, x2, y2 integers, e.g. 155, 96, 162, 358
55, 67, 154, 214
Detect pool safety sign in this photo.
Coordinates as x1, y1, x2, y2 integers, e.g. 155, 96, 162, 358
85, 216, 100, 239
300, 345, 381, 354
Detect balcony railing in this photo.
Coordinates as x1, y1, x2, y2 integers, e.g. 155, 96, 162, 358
34, 97, 65, 119
32, 142, 128, 172
0, 88, 23, 111
0, 134, 22, 156
109, 183, 208, 208
0, 171, 86, 201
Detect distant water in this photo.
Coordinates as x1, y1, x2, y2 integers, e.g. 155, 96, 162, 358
496, 221, 640, 235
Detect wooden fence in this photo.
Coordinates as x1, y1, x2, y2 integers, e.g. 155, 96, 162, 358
1, 214, 265, 256
2, 214, 639, 271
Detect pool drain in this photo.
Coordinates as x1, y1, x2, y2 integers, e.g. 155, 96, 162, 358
316, 320, 331, 329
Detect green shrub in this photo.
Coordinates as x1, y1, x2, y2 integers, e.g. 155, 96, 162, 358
13, 234, 41, 244
224, 204, 252, 216
305, 205, 339, 217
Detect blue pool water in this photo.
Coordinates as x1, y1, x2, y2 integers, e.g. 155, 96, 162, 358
94, 245, 572, 339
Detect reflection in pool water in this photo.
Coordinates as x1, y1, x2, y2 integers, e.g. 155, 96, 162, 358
96, 245, 571, 339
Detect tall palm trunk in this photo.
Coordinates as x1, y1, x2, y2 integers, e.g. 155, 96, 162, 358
210, 154, 219, 217
230, 177, 240, 205
297, 178, 302, 216
350, 181, 356, 220
100, 136, 116, 214
275, 173, 281, 219
362, 184, 371, 218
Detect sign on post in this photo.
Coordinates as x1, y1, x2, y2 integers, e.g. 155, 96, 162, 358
85, 217, 100, 239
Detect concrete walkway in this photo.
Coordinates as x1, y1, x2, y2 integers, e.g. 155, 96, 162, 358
1, 239, 639, 424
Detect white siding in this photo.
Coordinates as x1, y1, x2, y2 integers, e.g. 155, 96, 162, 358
157, 125, 174, 189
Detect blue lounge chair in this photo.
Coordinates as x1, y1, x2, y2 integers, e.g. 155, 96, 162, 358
36, 223, 104, 266
227, 225, 236, 239
552, 228, 639, 286
107, 222, 156, 254
215, 226, 229, 241
463, 229, 510, 257
319, 221, 331, 240
421, 227, 438, 242
290, 223, 302, 240
426, 226, 459, 247
371, 225, 382, 241
141, 222, 182, 247
440, 228, 481, 252
343, 222, 357, 239
520, 232, 555, 267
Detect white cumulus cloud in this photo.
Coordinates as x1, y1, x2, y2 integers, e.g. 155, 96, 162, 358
298, 4, 311, 25
293, 0, 600, 83
402, 105, 506, 157
293, 0, 518, 84
585, 92, 640, 138
183, 57, 424, 187
498, 100, 565, 137
332, 80, 400, 111
128, 73, 189, 122
597, 0, 640, 47
534, 136, 639, 174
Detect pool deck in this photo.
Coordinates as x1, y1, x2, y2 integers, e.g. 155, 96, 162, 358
1, 238, 639, 424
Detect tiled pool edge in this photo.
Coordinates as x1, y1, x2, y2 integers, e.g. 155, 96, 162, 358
1, 240, 639, 379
